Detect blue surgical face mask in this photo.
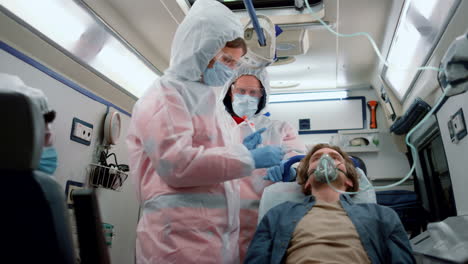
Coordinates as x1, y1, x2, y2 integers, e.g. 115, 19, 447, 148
232, 94, 259, 119
312, 154, 346, 183
38, 147, 58, 175
203, 61, 235, 87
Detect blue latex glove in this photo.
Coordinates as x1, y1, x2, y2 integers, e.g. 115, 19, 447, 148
264, 165, 283, 182
286, 164, 297, 181
250, 145, 284, 169
243, 128, 266, 150
263, 160, 297, 182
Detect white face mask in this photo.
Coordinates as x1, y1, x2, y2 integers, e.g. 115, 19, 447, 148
232, 94, 259, 119
203, 61, 235, 87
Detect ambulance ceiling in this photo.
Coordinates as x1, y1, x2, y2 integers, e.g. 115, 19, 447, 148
84, 0, 395, 92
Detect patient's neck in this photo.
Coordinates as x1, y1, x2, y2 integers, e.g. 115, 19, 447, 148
311, 185, 342, 203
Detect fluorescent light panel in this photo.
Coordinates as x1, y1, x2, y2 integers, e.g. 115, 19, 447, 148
1, 0, 160, 98
270, 91, 348, 103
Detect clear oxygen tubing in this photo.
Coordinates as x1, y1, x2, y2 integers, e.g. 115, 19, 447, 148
299, 0, 449, 193
304, 0, 443, 73
324, 83, 454, 195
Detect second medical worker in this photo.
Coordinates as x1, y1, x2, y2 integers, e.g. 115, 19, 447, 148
219, 66, 306, 261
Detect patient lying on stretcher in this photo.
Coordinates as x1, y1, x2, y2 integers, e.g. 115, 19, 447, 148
244, 144, 415, 264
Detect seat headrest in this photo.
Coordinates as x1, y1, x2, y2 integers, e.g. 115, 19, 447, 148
350, 155, 367, 175
0, 89, 45, 170
0, 73, 53, 116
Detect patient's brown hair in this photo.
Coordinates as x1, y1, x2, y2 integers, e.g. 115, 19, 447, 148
297, 144, 359, 195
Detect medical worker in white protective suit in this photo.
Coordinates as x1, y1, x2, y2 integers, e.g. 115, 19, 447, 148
219, 66, 306, 262
126, 0, 284, 263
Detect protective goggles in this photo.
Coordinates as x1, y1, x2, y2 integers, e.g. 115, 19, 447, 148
214, 51, 243, 70
231, 85, 264, 98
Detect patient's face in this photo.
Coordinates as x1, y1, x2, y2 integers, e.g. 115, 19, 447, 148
307, 148, 350, 188
308, 148, 346, 173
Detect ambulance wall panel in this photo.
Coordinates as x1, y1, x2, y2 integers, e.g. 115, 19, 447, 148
267, 88, 412, 183
436, 91, 468, 216
0, 43, 138, 264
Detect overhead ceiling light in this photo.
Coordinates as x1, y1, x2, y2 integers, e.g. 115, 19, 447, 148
1, 0, 161, 98
275, 28, 309, 57
277, 43, 297, 51
270, 80, 300, 89
271, 56, 296, 66
269, 91, 348, 103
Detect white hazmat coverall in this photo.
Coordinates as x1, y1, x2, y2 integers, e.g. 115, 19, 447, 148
218, 66, 306, 262
126, 1, 256, 263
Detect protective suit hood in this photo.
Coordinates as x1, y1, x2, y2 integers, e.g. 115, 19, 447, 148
0, 73, 53, 116
165, 0, 243, 82
221, 66, 271, 117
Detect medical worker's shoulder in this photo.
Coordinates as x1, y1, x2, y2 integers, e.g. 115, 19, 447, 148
133, 79, 184, 117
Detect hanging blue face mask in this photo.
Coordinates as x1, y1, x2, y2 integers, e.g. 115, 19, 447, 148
232, 94, 259, 119
203, 61, 235, 87
38, 147, 58, 175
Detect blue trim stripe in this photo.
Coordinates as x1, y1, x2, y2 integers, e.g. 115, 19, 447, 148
299, 130, 339, 135
0, 41, 132, 117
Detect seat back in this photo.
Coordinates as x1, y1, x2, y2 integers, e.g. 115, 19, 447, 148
0, 86, 75, 263
377, 190, 427, 237
72, 189, 111, 264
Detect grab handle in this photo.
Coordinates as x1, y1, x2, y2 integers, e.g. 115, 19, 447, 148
282, 155, 305, 182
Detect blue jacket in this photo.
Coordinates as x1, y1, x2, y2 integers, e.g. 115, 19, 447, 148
245, 194, 415, 264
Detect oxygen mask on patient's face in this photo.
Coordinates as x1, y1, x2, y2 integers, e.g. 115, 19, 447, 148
311, 154, 346, 183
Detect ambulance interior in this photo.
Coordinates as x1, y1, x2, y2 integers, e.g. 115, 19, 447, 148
0, 0, 467, 263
